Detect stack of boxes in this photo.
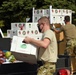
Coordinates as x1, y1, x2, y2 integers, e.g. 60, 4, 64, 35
33, 6, 72, 25
7, 22, 42, 64
7, 22, 42, 39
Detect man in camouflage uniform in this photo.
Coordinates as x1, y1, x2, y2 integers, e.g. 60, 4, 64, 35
37, 62, 56, 75
54, 15, 76, 55
23, 16, 58, 75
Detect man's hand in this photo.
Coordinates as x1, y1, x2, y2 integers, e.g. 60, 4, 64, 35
23, 36, 32, 44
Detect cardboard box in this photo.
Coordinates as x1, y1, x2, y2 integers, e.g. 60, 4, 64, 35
55, 31, 64, 41
11, 23, 26, 30
7, 30, 17, 38
10, 36, 42, 64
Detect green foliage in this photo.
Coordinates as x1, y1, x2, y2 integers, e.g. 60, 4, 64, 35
0, 0, 76, 31
0, 20, 4, 27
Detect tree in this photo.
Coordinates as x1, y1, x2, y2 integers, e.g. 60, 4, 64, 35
0, 0, 36, 32
35, 0, 76, 25
0, 20, 4, 28
0, 0, 76, 32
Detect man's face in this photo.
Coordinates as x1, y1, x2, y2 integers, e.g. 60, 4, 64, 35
38, 20, 45, 33
37, 23, 42, 32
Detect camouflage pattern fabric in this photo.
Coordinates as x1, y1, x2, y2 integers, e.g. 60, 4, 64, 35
65, 38, 76, 55
37, 62, 56, 75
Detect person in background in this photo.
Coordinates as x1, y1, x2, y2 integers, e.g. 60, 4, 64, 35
23, 16, 58, 75
53, 15, 76, 55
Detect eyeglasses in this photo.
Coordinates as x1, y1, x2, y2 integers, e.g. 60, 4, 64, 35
37, 24, 41, 27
